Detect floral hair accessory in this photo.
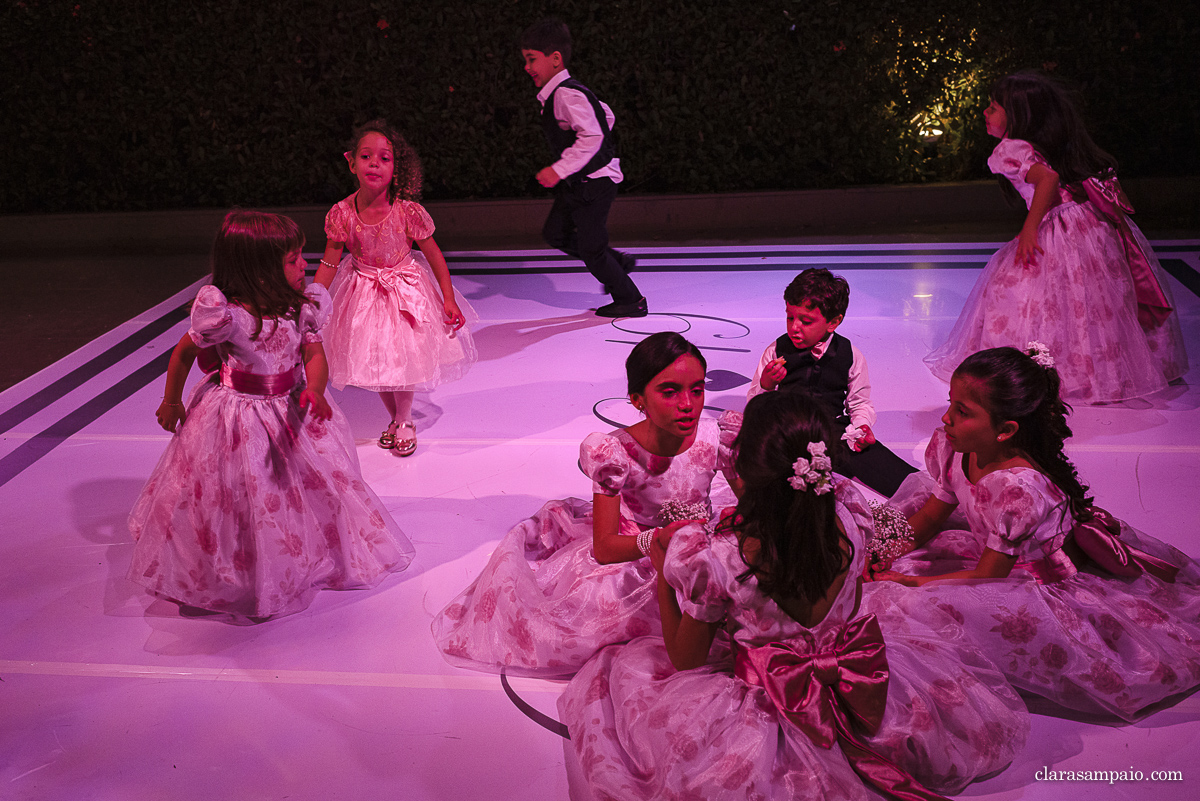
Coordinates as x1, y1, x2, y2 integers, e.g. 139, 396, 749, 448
1026, 341, 1054, 368
788, 440, 834, 495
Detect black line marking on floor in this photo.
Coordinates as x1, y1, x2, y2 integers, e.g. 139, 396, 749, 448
446, 248, 1004, 263
1161, 259, 1200, 299
500, 668, 570, 739
447, 261, 989, 276
0, 304, 189, 436
605, 339, 751, 353
0, 350, 173, 489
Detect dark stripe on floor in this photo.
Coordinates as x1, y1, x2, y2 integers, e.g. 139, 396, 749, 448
0, 304, 188, 436
0, 350, 173, 488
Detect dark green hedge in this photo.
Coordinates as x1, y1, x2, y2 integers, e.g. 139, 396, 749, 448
3, 0, 1196, 213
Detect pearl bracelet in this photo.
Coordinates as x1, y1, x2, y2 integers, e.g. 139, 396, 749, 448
636, 527, 656, 558
319, 259, 338, 270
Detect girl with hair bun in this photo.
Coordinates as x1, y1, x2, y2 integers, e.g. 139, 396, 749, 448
558, 391, 1028, 800
878, 346, 1200, 721
433, 332, 741, 676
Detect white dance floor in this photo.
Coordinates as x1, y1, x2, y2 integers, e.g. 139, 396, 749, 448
3, 241, 1199, 800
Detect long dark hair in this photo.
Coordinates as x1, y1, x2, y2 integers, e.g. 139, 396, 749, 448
210, 210, 310, 340
723, 392, 853, 604
625, 332, 707, 395
991, 71, 1117, 195
955, 346, 1093, 521
348, 119, 423, 203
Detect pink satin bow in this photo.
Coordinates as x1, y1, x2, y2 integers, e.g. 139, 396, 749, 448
736, 615, 949, 801
1081, 176, 1172, 329
365, 262, 434, 323
1072, 508, 1179, 583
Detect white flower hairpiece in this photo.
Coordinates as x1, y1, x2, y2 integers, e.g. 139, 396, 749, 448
788, 440, 834, 495
1026, 341, 1054, 368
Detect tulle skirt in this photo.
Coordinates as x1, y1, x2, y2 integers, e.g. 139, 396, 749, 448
432, 497, 661, 677
886, 473, 1200, 721
559, 588, 1029, 800
326, 251, 479, 392
128, 376, 415, 620
925, 201, 1187, 404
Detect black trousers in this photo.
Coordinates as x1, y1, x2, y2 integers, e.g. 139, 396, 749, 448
543, 177, 641, 303
834, 438, 918, 498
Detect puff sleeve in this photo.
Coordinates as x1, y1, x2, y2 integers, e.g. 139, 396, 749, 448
973, 471, 1059, 557
324, 200, 352, 243
923, 429, 961, 505
299, 283, 332, 344
664, 526, 733, 624
580, 432, 631, 497
401, 201, 436, 241
986, 138, 1045, 187
716, 409, 742, 482
188, 285, 235, 348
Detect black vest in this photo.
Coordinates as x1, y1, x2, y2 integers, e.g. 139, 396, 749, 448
540, 78, 616, 185
775, 332, 853, 421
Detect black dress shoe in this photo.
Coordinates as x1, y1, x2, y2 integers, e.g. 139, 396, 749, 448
596, 296, 648, 318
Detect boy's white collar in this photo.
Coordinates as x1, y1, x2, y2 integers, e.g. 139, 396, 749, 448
536, 69, 572, 104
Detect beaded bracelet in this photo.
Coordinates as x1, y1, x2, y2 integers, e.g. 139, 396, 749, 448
636, 527, 656, 558
162, 400, 185, 407
319, 259, 338, 270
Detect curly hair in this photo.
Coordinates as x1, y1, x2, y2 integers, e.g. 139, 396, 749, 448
721, 392, 853, 605
783, 268, 849, 322
954, 346, 1094, 522
210, 210, 311, 340
347, 119, 424, 203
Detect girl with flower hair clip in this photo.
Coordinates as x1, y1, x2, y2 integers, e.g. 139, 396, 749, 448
315, 119, 478, 456
876, 345, 1200, 721
925, 70, 1187, 404
557, 390, 1028, 801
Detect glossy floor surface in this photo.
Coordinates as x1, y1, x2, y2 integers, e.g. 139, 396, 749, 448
3, 241, 1200, 800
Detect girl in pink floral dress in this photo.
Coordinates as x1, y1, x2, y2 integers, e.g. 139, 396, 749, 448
315, 119, 477, 456
559, 391, 1028, 800
128, 211, 414, 621
925, 71, 1187, 404
433, 332, 740, 676
878, 346, 1200, 721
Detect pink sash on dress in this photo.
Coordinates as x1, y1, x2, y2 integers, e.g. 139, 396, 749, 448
220, 364, 300, 396
1021, 508, 1179, 584
735, 614, 950, 801
356, 257, 435, 324
1081, 175, 1172, 329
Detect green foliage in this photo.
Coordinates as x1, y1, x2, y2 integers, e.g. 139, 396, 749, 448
2, 0, 1196, 212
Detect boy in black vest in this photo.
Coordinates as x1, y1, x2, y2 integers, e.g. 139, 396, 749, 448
748, 268, 917, 497
520, 18, 646, 318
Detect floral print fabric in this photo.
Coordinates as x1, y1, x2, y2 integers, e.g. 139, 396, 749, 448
431, 412, 740, 677
887, 429, 1200, 720
127, 284, 414, 620
558, 479, 1029, 800
925, 138, 1187, 403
